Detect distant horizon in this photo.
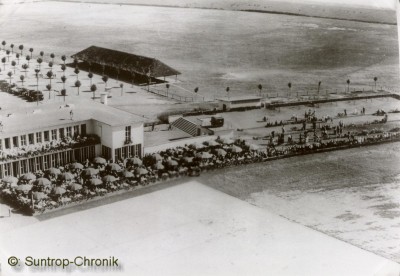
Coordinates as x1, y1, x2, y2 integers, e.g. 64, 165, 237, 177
40, 0, 397, 10
282, 0, 396, 10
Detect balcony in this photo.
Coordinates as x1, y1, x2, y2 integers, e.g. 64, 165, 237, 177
0, 134, 100, 163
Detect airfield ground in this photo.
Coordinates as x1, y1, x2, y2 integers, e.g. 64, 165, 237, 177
0, 0, 400, 273
1, 182, 399, 276
0, 1, 398, 102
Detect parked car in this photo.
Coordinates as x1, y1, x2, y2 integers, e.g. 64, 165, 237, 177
26, 90, 44, 102
18, 87, 29, 97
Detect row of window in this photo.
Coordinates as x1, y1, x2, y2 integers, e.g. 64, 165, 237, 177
115, 144, 142, 162
0, 124, 87, 150
231, 99, 261, 104
102, 145, 112, 160
101, 144, 142, 162
125, 126, 131, 142
0, 145, 95, 177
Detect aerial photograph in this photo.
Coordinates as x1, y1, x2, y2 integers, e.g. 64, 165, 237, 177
0, 0, 399, 275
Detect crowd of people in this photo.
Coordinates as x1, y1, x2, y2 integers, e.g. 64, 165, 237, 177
1, 125, 400, 215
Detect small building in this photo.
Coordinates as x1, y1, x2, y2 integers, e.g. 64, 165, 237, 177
0, 101, 144, 177
216, 95, 262, 111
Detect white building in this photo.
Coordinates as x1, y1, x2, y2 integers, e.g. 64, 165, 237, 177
0, 101, 144, 177
216, 95, 262, 111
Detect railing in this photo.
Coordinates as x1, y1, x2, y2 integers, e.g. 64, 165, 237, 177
0, 135, 100, 163
143, 86, 204, 102
143, 132, 233, 154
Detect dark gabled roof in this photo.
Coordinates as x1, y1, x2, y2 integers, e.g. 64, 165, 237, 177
71, 46, 180, 78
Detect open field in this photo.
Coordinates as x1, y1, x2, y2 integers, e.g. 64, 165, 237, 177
200, 142, 400, 263
0, 1, 400, 272
0, 1, 398, 106
46, 0, 397, 24
1, 182, 399, 276
190, 97, 400, 130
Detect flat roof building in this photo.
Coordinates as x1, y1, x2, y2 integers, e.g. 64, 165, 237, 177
216, 95, 262, 111
0, 101, 144, 177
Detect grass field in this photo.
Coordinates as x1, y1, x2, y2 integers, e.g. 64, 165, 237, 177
0, 1, 398, 103
199, 142, 400, 263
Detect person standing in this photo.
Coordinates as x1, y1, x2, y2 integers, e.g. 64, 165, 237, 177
70, 110, 74, 120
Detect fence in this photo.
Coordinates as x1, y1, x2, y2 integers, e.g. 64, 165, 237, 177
263, 93, 400, 108
143, 85, 204, 103
145, 81, 399, 103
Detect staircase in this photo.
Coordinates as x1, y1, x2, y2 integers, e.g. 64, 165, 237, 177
171, 117, 199, 136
